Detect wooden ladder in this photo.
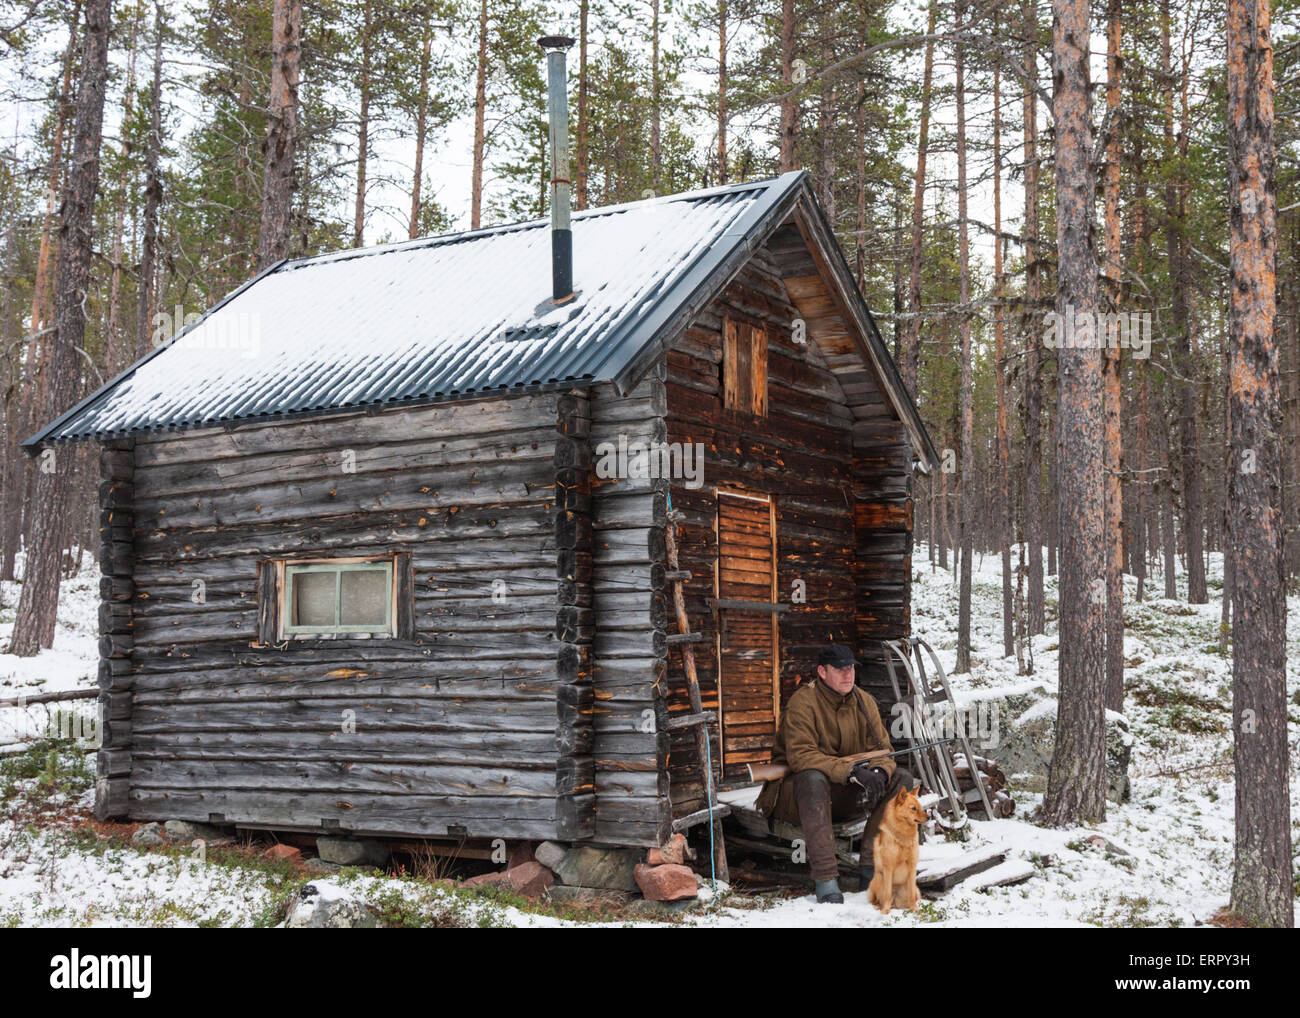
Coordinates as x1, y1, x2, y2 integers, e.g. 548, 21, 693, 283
664, 505, 729, 883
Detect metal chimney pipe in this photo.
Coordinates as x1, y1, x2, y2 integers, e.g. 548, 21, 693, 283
539, 34, 576, 304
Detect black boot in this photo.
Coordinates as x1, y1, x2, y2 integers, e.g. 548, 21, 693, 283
814, 878, 844, 904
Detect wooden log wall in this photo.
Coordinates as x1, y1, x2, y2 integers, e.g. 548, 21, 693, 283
587, 375, 674, 847
554, 389, 596, 839
97, 438, 135, 819
853, 419, 916, 710
665, 246, 863, 800
118, 394, 567, 841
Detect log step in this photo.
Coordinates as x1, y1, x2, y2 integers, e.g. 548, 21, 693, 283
664, 710, 717, 731
666, 632, 706, 645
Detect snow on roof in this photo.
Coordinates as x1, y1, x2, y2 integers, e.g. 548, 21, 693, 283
33, 173, 807, 444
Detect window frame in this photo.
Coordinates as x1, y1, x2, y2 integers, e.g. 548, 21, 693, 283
283, 558, 395, 636
258, 552, 412, 644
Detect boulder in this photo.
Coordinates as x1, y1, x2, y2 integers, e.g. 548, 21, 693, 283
464, 861, 555, 900
534, 841, 567, 872
507, 841, 535, 869
284, 882, 379, 929
316, 836, 389, 867
164, 820, 233, 845
553, 845, 641, 892
647, 832, 687, 866
979, 692, 1131, 803
634, 862, 698, 902
264, 844, 302, 863
131, 822, 167, 847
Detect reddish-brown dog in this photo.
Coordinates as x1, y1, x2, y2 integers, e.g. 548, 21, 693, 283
866, 784, 927, 914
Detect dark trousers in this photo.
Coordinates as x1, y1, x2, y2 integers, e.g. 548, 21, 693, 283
791, 767, 916, 883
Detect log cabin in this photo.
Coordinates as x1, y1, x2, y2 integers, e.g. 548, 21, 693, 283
28, 168, 938, 856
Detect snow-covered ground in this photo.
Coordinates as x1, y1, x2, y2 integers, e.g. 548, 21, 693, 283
1, 547, 1296, 927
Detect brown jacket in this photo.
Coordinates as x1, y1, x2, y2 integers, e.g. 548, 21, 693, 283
754, 679, 896, 818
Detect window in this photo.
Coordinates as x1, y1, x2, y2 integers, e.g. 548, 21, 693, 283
258, 554, 412, 642
723, 317, 768, 416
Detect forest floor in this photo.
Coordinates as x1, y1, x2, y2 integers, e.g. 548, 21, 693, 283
1, 550, 1297, 928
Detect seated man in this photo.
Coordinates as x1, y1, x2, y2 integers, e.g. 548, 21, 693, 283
754, 643, 916, 904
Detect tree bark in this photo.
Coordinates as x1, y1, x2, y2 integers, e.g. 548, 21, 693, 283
1226, 0, 1292, 929
1161, 0, 1206, 603
955, 0, 973, 674
256, 0, 299, 270
576, 0, 589, 210
1041, 0, 1108, 826
717, 0, 727, 184
409, 23, 431, 239
1102, 0, 1124, 712
9, 0, 113, 656
778, 0, 796, 171
352, 0, 372, 248
993, 48, 1012, 660
902, 0, 936, 400
470, 0, 488, 229
1022, 0, 1045, 635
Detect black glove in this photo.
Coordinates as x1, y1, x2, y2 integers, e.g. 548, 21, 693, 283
848, 762, 889, 804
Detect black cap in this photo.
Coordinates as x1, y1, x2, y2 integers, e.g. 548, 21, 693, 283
818, 644, 857, 669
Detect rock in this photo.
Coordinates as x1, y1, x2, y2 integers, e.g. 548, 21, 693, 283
164, 820, 233, 845
507, 841, 535, 869
553, 845, 642, 892
304, 857, 343, 875
502, 861, 553, 899
316, 836, 389, 867
284, 882, 379, 929
264, 844, 302, 863
647, 832, 687, 866
535, 841, 567, 872
1083, 834, 1130, 857
464, 861, 554, 900
463, 870, 509, 888
131, 822, 167, 847
634, 862, 698, 902
979, 691, 1131, 803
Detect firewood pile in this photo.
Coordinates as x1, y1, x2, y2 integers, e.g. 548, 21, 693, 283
953, 755, 1016, 819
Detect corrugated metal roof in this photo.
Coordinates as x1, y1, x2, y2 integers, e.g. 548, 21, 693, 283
32, 173, 808, 445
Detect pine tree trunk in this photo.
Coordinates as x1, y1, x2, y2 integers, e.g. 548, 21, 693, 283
470, 0, 488, 229
1022, 0, 1045, 635
1225, 0, 1292, 929
993, 52, 1012, 659
650, 0, 661, 186
409, 25, 431, 239
9, 0, 112, 656
104, 9, 138, 378
1041, 0, 1108, 826
954, 3, 973, 674
576, 0, 589, 210
716, 0, 727, 184
1161, 0, 1207, 603
353, 0, 372, 248
779, 0, 796, 171
902, 0, 936, 399
256, 0, 298, 270
1102, 0, 1125, 712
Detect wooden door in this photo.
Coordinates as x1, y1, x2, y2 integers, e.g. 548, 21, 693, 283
715, 490, 779, 778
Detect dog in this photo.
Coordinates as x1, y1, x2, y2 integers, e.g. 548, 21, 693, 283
866, 784, 927, 914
